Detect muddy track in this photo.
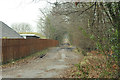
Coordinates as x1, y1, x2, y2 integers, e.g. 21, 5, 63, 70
2, 47, 83, 78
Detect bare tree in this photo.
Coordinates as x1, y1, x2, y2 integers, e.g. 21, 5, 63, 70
11, 23, 32, 33
37, 8, 68, 43
37, 1, 119, 52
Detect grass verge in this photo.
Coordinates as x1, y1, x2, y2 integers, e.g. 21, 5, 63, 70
1, 49, 48, 69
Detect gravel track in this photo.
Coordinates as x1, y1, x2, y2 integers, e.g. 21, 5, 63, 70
2, 47, 83, 78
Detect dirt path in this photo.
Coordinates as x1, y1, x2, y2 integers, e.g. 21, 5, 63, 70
2, 47, 83, 78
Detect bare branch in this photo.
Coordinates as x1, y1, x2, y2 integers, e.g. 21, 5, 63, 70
78, 3, 95, 16
100, 3, 115, 28
53, 3, 95, 16
91, 2, 96, 27
39, 9, 47, 18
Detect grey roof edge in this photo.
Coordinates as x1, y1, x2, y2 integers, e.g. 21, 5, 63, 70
0, 21, 22, 37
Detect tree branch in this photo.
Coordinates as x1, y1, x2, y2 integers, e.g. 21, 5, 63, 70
54, 2, 96, 16
100, 3, 115, 28
91, 2, 96, 27
78, 3, 96, 16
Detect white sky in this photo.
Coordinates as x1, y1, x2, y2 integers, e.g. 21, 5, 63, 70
0, 0, 50, 32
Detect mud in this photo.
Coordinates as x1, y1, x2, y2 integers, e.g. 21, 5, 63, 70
2, 47, 83, 78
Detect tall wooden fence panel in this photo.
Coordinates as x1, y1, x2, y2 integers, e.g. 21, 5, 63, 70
2, 39, 59, 63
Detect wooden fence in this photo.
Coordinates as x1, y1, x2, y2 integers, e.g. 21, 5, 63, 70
2, 39, 59, 63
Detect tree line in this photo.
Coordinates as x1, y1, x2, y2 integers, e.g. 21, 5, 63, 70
37, 2, 119, 76
11, 2, 120, 69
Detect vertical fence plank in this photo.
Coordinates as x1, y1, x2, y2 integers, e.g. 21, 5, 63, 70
2, 39, 58, 63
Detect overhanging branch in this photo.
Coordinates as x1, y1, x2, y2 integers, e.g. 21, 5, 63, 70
54, 2, 96, 16
78, 3, 96, 16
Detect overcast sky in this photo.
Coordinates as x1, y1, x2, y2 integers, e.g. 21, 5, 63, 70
0, 0, 52, 32
0, 0, 118, 32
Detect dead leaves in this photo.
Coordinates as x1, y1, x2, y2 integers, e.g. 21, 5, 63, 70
61, 50, 119, 78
